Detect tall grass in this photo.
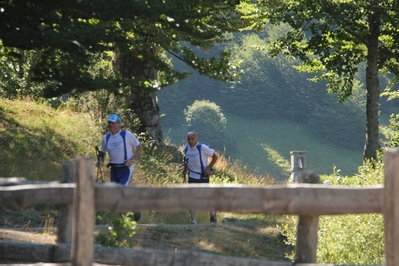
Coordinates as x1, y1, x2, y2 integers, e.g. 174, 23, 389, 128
280, 157, 385, 265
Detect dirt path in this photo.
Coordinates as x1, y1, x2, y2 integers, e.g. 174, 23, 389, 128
0, 220, 290, 263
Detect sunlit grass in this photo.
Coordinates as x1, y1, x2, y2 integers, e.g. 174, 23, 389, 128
0, 98, 101, 181
259, 142, 291, 179
224, 113, 363, 181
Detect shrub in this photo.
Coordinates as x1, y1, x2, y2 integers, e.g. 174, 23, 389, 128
184, 100, 235, 153
95, 212, 137, 248
382, 112, 399, 148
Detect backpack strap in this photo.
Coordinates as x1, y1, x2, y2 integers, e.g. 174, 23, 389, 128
120, 130, 127, 161
183, 145, 188, 155
105, 132, 111, 146
183, 143, 205, 178
106, 130, 127, 161
196, 143, 204, 177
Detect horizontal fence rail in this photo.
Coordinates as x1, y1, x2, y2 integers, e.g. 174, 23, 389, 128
0, 183, 74, 208
0, 241, 348, 266
0, 183, 384, 215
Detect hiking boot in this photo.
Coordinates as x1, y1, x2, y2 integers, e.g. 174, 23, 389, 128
133, 211, 141, 222
191, 220, 197, 225
210, 212, 217, 223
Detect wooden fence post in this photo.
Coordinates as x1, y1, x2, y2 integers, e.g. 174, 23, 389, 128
290, 151, 307, 183
71, 157, 95, 266
57, 161, 75, 244
383, 148, 399, 266
294, 170, 320, 264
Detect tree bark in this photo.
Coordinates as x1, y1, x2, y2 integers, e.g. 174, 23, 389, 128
113, 48, 163, 144
363, 12, 381, 160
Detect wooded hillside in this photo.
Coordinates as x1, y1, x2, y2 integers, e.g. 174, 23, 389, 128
158, 31, 399, 179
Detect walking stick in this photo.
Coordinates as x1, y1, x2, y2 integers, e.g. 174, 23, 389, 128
182, 156, 188, 183
95, 146, 105, 183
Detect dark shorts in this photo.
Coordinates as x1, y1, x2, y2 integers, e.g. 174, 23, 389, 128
188, 177, 209, 184
110, 166, 133, 186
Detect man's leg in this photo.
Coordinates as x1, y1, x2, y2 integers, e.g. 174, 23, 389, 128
188, 177, 199, 224
120, 166, 141, 221
118, 165, 134, 186
188, 177, 209, 224
110, 166, 119, 183
190, 211, 197, 224
111, 166, 132, 184
114, 166, 141, 221
210, 211, 217, 223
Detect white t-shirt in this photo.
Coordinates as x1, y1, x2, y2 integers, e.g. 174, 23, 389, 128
101, 130, 140, 164
185, 143, 215, 179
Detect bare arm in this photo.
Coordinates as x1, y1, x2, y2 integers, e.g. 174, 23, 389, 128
205, 152, 218, 177
124, 143, 143, 167
133, 143, 143, 161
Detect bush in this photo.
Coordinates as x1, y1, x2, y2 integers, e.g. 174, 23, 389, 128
184, 100, 235, 153
185, 100, 226, 132
382, 112, 399, 148
95, 212, 137, 248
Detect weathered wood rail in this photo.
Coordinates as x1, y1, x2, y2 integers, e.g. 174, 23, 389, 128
1, 148, 399, 266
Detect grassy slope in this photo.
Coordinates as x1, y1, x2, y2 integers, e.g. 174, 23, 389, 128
226, 113, 363, 179
163, 112, 364, 182
0, 99, 291, 262
0, 98, 101, 181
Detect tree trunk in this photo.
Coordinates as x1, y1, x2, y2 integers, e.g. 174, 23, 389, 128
363, 12, 381, 160
113, 49, 163, 144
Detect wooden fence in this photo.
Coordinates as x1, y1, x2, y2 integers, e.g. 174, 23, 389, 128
1, 148, 399, 265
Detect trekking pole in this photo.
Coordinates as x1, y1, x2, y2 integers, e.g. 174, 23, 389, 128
182, 156, 188, 183
95, 146, 105, 183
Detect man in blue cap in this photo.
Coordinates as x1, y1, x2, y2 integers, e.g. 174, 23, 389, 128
99, 114, 143, 186
98, 114, 143, 221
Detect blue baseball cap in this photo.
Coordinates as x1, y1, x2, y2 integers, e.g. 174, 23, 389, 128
107, 114, 121, 123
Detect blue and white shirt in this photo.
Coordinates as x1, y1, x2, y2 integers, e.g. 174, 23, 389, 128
184, 143, 214, 179
101, 130, 140, 164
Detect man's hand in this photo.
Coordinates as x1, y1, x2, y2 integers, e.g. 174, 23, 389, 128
205, 166, 213, 177
124, 159, 133, 167
205, 153, 217, 177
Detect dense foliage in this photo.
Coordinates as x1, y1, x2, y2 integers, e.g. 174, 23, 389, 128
382, 113, 399, 148
0, 0, 243, 98
238, 0, 399, 160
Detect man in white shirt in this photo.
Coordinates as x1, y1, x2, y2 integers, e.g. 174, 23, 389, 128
100, 114, 143, 185
99, 114, 143, 222
183, 131, 218, 224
